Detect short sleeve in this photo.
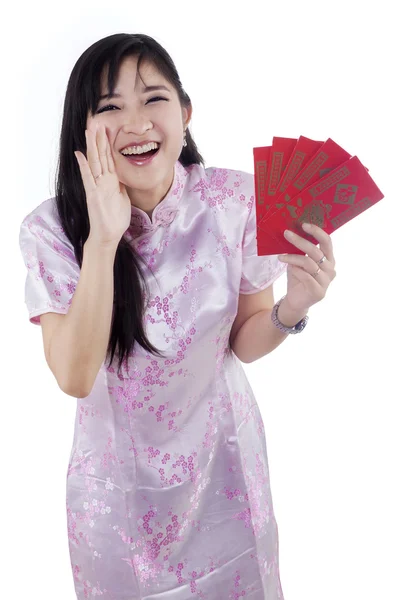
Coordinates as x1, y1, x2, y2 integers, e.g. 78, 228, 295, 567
239, 195, 287, 294
19, 206, 80, 325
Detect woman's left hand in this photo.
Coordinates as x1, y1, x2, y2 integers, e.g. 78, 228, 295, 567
277, 222, 337, 314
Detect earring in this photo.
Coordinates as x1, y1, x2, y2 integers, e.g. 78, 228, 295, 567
183, 130, 188, 147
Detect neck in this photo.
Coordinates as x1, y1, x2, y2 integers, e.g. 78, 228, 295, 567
127, 169, 174, 219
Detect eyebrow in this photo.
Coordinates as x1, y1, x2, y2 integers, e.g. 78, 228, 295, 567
99, 85, 171, 101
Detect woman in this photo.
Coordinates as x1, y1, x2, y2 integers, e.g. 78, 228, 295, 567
19, 33, 336, 600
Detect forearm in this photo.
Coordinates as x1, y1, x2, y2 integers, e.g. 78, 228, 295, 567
50, 238, 117, 397
231, 299, 308, 363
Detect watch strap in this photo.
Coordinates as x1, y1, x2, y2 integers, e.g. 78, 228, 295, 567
271, 296, 309, 334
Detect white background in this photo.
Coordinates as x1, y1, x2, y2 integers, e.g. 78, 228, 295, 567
2, 1, 399, 598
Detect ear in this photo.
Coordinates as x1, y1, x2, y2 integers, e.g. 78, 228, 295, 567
182, 103, 192, 129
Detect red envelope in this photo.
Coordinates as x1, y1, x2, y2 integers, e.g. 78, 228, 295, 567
266, 137, 298, 206
254, 144, 289, 256
254, 137, 297, 255
277, 136, 323, 196
260, 138, 351, 225
260, 156, 384, 255
253, 146, 271, 226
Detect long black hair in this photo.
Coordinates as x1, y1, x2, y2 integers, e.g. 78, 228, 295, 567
55, 33, 204, 376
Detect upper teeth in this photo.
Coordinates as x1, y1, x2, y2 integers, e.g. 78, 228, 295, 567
121, 142, 159, 155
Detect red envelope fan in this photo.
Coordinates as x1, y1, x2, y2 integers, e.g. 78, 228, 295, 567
259, 137, 351, 226
258, 135, 324, 254
261, 156, 385, 255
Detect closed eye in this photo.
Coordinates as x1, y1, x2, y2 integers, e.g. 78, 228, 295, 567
96, 96, 169, 114
146, 96, 169, 104
96, 105, 118, 114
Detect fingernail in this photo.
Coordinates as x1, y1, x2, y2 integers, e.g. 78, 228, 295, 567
302, 222, 312, 231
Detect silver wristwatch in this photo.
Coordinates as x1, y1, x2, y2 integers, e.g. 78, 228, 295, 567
271, 296, 309, 334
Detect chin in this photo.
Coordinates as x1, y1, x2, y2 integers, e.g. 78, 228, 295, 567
120, 161, 176, 188
117, 170, 152, 188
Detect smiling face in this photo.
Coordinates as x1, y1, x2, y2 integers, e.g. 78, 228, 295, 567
86, 54, 191, 214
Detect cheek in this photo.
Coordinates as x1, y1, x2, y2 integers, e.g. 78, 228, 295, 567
158, 107, 184, 137
164, 120, 184, 145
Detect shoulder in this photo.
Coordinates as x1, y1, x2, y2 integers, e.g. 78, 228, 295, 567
184, 163, 255, 218
185, 163, 254, 193
20, 196, 60, 233
19, 197, 76, 263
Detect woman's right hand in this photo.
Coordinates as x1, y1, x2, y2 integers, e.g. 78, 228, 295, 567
74, 122, 132, 248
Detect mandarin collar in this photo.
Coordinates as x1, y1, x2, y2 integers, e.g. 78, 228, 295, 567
125, 161, 187, 240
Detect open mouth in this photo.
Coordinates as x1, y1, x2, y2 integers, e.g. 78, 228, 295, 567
121, 146, 160, 164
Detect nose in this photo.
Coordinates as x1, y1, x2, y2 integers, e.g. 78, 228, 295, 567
122, 110, 153, 136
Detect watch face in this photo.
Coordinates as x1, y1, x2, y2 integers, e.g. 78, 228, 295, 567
295, 316, 308, 332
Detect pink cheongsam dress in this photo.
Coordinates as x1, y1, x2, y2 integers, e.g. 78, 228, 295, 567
19, 160, 288, 600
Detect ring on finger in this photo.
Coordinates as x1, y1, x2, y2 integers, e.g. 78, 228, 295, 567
317, 254, 327, 265
94, 173, 103, 180
312, 266, 321, 278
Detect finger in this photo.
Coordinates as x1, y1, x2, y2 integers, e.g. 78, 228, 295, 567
86, 125, 102, 180
279, 253, 317, 273
97, 123, 109, 174
278, 253, 334, 281
284, 226, 335, 268
74, 150, 96, 194
301, 223, 335, 265
284, 228, 319, 257
105, 128, 115, 174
